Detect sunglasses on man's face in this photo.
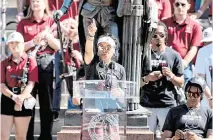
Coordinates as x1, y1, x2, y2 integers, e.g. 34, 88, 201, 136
187, 91, 201, 98
175, 2, 186, 7
153, 33, 165, 39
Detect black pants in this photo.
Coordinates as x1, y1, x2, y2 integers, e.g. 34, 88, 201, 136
27, 55, 54, 140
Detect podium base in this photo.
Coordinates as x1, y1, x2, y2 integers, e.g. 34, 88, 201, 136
58, 107, 153, 140
57, 126, 154, 140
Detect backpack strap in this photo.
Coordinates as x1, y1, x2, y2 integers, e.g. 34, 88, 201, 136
20, 56, 30, 91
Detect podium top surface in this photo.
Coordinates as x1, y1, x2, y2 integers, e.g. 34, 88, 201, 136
73, 80, 137, 98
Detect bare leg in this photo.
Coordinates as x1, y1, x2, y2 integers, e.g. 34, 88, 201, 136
14, 116, 31, 140
1, 115, 14, 140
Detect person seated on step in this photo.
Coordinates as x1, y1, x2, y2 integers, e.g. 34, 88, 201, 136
162, 76, 213, 140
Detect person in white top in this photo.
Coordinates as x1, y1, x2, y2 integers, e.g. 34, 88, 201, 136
195, 27, 213, 108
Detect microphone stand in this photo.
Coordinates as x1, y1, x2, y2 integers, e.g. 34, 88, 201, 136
55, 19, 72, 79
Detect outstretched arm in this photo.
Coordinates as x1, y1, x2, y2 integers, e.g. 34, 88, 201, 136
84, 19, 97, 65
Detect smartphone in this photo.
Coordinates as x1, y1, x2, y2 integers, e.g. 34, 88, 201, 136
154, 71, 161, 76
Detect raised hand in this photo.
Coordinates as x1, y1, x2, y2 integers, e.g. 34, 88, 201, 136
88, 18, 97, 37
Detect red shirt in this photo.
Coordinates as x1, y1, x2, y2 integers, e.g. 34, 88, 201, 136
1, 53, 38, 88
163, 16, 202, 58
156, 0, 172, 20
49, 0, 79, 21
64, 42, 81, 68
17, 15, 55, 55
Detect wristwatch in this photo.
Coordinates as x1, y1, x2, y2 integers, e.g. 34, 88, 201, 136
11, 94, 17, 100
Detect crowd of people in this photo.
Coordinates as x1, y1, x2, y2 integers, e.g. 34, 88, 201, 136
0, 0, 212, 140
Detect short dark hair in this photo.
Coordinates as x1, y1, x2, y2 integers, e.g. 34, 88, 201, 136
157, 21, 168, 44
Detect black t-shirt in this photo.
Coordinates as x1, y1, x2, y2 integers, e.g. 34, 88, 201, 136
85, 55, 126, 81
84, 56, 126, 112
141, 47, 184, 107
162, 104, 213, 138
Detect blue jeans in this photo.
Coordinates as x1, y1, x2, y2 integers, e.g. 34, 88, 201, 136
184, 63, 193, 85
68, 96, 80, 109
54, 51, 80, 110
53, 50, 62, 112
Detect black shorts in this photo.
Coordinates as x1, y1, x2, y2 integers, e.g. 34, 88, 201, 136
1, 94, 33, 117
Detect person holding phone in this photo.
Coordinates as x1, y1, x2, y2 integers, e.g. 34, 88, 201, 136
140, 21, 184, 139
162, 76, 213, 140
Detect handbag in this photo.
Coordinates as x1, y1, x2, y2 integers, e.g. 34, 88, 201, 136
24, 96, 36, 110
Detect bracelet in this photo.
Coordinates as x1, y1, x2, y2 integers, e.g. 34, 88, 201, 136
87, 36, 94, 41
88, 34, 95, 38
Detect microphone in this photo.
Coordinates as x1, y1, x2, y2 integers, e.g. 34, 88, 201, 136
53, 0, 73, 21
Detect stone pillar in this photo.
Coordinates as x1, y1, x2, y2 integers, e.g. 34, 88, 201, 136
121, 0, 143, 111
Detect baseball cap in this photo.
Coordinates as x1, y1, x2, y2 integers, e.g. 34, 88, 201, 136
185, 76, 206, 96
7, 32, 24, 44
200, 27, 213, 43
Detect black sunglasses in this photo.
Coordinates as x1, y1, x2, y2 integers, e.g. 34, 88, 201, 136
187, 91, 201, 98
153, 33, 165, 38
175, 2, 186, 7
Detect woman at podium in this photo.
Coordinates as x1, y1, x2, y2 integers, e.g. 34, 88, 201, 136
82, 18, 126, 112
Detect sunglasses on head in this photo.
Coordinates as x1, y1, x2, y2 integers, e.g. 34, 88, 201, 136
187, 91, 201, 98
175, 2, 186, 7
153, 33, 165, 38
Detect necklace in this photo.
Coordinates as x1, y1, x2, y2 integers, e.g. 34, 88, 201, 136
152, 49, 165, 60
184, 106, 201, 129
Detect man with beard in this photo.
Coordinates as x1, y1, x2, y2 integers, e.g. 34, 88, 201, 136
140, 21, 184, 139
162, 76, 213, 140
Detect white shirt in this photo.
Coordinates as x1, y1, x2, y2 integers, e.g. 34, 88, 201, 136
195, 43, 212, 88
195, 43, 213, 108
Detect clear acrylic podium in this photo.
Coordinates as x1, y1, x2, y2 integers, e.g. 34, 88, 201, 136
73, 80, 136, 140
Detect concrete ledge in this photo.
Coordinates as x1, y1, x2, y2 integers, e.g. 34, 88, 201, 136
64, 105, 151, 127
57, 126, 81, 140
